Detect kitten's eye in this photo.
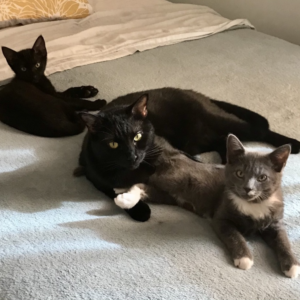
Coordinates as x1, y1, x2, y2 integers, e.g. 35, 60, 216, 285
236, 170, 244, 178
134, 133, 142, 142
258, 175, 267, 182
21, 67, 26, 72
35, 62, 40, 68
109, 142, 118, 149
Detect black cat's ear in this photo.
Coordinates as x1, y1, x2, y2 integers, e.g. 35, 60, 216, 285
129, 94, 148, 118
226, 134, 245, 164
2, 47, 18, 66
269, 144, 291, 172
79, 112, 98, 133
32, 35, 47, 56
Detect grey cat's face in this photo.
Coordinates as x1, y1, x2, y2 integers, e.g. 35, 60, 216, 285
225, 135, 290, 202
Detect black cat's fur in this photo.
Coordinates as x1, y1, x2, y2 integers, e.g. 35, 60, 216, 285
0, 35, 106, 137
105, 88, 300, 162
76, 96, 157, 221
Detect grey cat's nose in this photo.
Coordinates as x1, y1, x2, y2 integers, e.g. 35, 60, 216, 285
134, 155, 137, 161
244, 187, 252, 193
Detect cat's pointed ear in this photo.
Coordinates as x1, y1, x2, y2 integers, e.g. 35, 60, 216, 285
269, 144, 291, 172
129, 94, 148, 118
2, 47, 18, 66
32, 35, 47, 56
79, 112, 98, 133
226, 134, 245, 164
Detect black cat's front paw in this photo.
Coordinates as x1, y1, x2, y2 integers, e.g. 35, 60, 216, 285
79, 86, 99, 98
66, 86, 99, 98
125, 201, 151, 222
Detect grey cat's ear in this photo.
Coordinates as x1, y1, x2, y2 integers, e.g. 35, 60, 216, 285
129, 94, 148, 118
79, 112, 98, 133
226, 134, 245, 164
2, 47, 17, 66
269, 144, 291, 172
32, 35, 47, 56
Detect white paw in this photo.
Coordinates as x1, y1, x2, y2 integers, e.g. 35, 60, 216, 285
284, 265, 300, 279
234, 257, 254, 270
114, 186, 145, 209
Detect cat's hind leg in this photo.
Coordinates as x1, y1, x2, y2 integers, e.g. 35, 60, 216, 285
260, 222, 299, 278
62, 86, 99, 98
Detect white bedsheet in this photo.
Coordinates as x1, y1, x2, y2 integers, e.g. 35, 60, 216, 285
0, 0, 253, 84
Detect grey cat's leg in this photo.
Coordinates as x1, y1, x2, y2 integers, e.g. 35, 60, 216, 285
213, 218, 253, 270
260, 222, 299, 278
61, 86, 99, 98
114, 184, 177, 210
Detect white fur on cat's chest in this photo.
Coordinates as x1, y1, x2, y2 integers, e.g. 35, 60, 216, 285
229, 192, 281, 220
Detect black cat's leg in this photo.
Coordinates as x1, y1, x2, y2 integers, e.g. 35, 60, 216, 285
61, 86, 99, 98
264, 131, 300, 154
260, 222, 299, 278
211, 99, 300, 153
112, 186, 151, 222
213, 218, 253, 270
62, 97, 107, 111
210, 99, 269, 131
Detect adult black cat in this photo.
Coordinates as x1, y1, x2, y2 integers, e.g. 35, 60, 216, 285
106, 88, 300, 162
75, 93, 300, 222
0, 35, 106, 137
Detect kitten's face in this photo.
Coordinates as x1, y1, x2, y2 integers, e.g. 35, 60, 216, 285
2, 35, 47, 83
81, 95, 154, 170
225, 135, 290, 202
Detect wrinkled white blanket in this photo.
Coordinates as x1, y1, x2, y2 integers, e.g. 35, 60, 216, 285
0, 0, 253, 84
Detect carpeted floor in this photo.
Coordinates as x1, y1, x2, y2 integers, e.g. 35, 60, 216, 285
1, 28, 300, 300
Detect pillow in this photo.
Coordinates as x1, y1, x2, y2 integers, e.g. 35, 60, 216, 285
0, 0, 93, 29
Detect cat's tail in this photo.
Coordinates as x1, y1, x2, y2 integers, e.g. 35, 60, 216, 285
263, 130, 300, 154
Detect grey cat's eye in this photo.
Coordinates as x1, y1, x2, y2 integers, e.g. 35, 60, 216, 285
235, 170, 244, 178
35, 63, 40, 68
258, 174, 267, 182
21, 67, 26, 72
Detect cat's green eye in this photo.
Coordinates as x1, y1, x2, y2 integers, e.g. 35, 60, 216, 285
258, 175, 267, 182
134, 132, 142, 142
21, 67, 26, 72
35, 62, 40, 68
236, 170, 244, 178
109, 142, 118, 149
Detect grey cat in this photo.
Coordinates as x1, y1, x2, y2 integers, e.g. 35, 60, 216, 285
114, 134, 299, 278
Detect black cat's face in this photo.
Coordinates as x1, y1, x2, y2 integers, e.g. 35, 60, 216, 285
225, 134, 290, 202
2, 35, 47, 83
81, 95, 155, 170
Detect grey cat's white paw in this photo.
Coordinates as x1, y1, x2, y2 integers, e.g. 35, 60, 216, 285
234, 257, 253, 270
284, 265, 299, 279
114, 186, 145, 209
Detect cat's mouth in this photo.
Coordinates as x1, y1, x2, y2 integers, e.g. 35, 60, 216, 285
242, 192, 261, 202
129, 154, 145, 170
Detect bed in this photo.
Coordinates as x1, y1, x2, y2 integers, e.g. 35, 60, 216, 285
0, 1, 300, 300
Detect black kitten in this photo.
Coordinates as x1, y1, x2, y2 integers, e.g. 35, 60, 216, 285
76, 95, 157, 222
0, 35, 106, 137
105, 88, 300, 162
